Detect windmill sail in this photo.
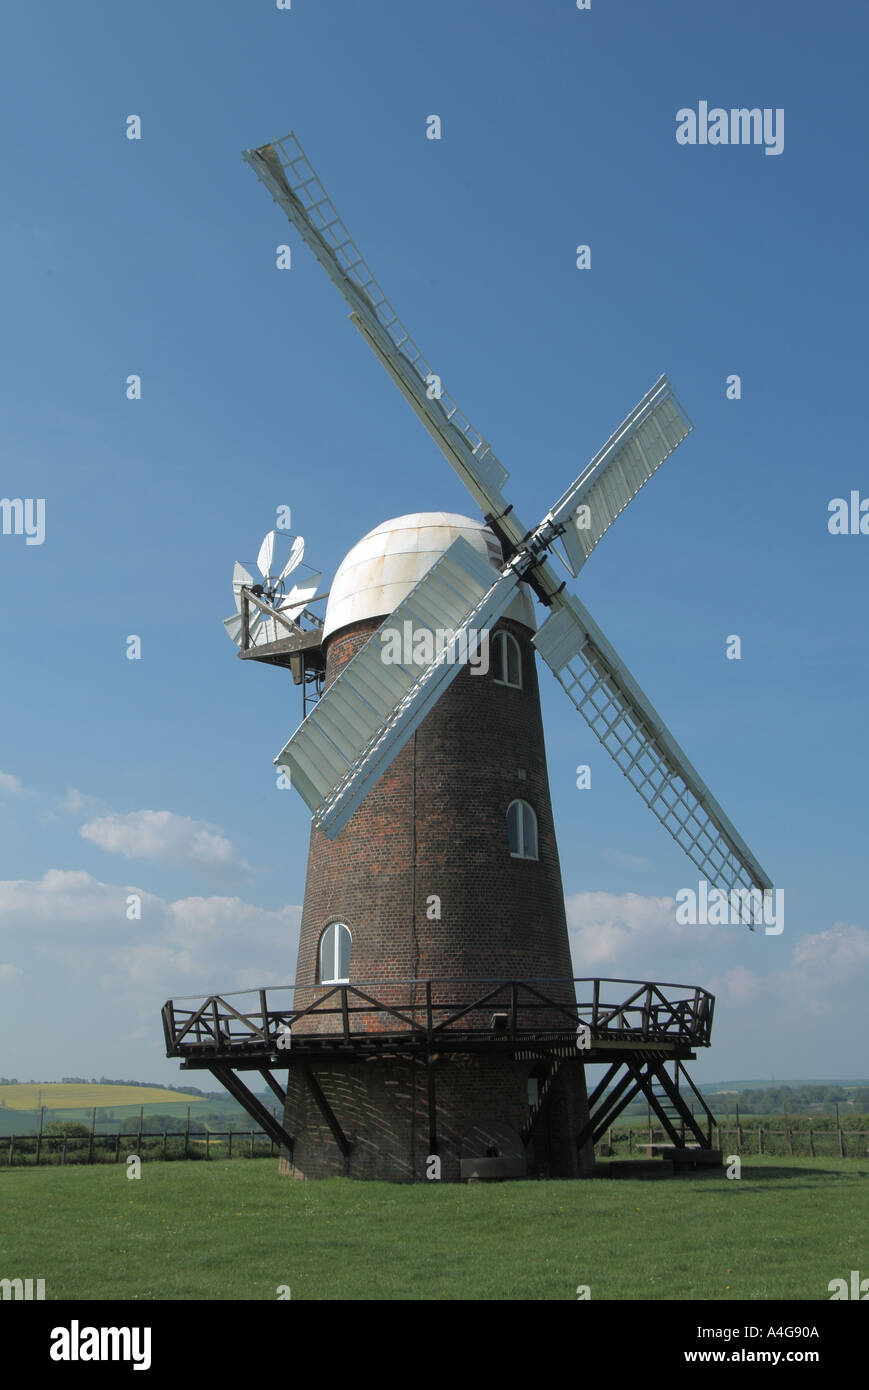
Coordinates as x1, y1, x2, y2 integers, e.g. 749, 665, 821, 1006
534, 593, 773, 908
243, 135, 522, 536
544, 377, 693, 577
276, 536, 520, 837
246, 130, 773, 917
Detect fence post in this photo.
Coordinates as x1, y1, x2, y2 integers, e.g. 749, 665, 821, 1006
61, 1136, 67, 1166
249, 1131, 254, 1159
786, 1128, 793, 1156
228, 1131, 233, 1159
808, 1129, 814, 1157
7, 1135, 14, 1166
115, 1132, 121, 1163
205, 1131, 210, 1160
89, 1108, 96, 1163
185, 1107, 190, 1159
162, 1132, 168, 1159
839, 1126, 845, 1158
628, 1129, 633, 1154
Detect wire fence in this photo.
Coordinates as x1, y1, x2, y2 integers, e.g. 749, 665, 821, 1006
1, 1130, 278, 1167
603, 1126, 869, 1158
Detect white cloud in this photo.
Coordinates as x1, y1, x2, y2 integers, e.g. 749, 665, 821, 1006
0, 771, 25, 796
707, 922, 869, 1022
80, 810, 247, 873
39, 787, 110, 824
719, 964, 763, 1004
564, 890, 678, 967
790, 920, 869, 974
0, 963, 24, 982
0, 869, 167, 942
0, 870, 300, 996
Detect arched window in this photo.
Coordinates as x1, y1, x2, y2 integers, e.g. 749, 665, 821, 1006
319, 922, 352, 984
507, 800, 538, 860
492, 630, 522, 688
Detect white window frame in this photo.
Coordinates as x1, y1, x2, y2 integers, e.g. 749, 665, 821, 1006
492, 629, 522, 689
507, 799, 538, 860
319, 921, 352, 984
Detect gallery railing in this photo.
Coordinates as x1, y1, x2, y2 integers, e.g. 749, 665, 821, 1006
163, 977, 714, 1059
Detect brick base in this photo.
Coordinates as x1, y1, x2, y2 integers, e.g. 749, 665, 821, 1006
278, 1056, 594, 1182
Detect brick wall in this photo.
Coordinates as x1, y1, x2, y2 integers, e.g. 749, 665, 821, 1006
283, 609, 588, 1178
280, 1054, 592, 1182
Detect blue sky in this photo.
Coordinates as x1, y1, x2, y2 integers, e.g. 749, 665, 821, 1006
0, 0, 866, 1085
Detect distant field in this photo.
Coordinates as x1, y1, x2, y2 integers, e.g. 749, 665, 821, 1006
0, 1084, 207, 1111
1, 1156, 866, 1300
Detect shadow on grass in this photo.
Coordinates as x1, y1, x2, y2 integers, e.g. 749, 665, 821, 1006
730, 1164, 869, 1182
673, 1164, 869, 1187
594, 1160, 869, 1185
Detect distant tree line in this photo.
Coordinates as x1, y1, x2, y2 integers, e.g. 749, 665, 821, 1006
58, 1078, 212, 1096
712, 1085, 869, 1114
621, 1083, 869, 1117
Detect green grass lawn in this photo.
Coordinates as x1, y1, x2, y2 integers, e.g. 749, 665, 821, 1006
1, 1156, 866, 1300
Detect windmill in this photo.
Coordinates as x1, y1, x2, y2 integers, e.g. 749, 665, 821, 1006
222, 527, 327, 712
163, 133, 772, 1182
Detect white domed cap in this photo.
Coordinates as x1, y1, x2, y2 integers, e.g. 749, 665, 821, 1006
323, 512, 536, 642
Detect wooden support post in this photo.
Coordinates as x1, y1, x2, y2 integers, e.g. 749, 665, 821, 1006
839, 1126, 845, 1158
8, 1135, 14, 1166
787, 1128, 793, 1156
808, 1129, 814, 1157
115, 1132, 121, 1163
162, 1131, 168, 1159
628, 1129, 632, 1154
228, 1131, 233, 1159
89, 1107, 96, 1163
61, 1136, 67, 1165
300, 1064, 351, 1161
249, 1131, 254, 1159
758, 1127, 764, 1155
185, 1106, 190, 1159
205, 1131, 210, 1160
138, 1105, 143, 1149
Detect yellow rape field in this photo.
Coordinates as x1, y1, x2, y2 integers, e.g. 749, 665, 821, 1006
0, 1084, 205, 1111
